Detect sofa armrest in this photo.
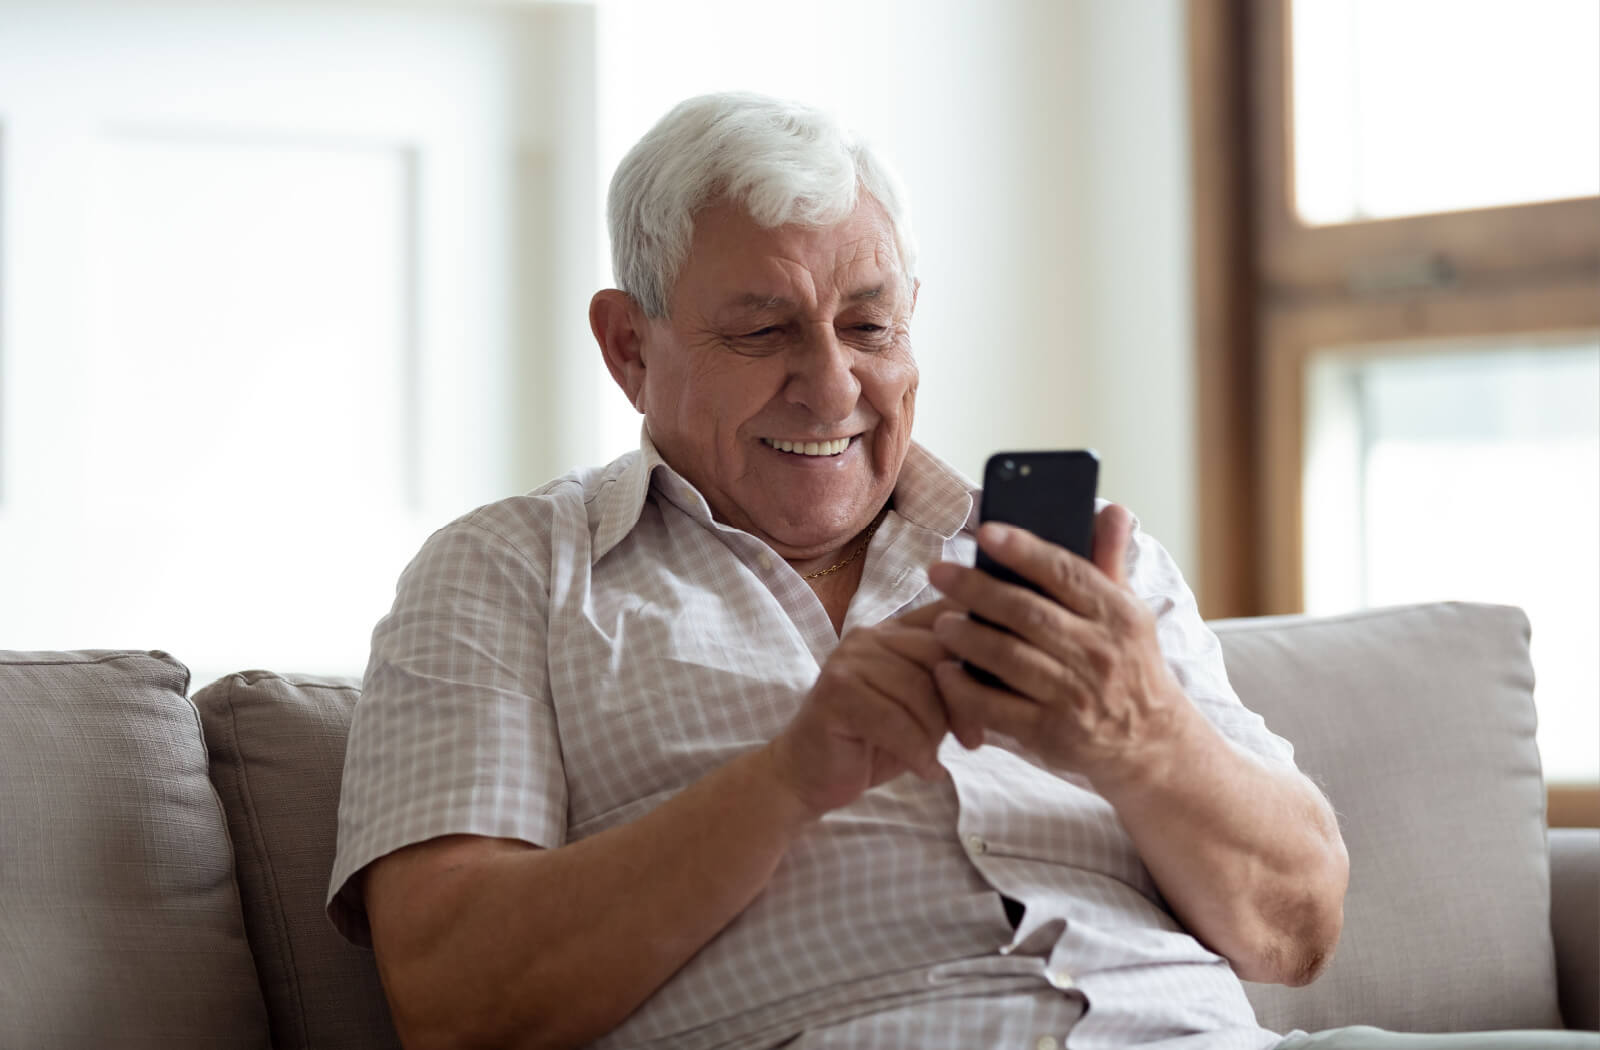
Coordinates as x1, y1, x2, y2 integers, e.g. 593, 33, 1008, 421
1550, 827, 1600, 1031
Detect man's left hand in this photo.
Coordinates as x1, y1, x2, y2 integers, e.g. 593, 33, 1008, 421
926, 503, 1193, 786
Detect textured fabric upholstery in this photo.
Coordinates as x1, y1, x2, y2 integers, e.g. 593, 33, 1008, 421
0, 650, 269, 1050
193, 670, 401, 1050
1214, 603, 1563, 1034
2, 603, 1585, 1048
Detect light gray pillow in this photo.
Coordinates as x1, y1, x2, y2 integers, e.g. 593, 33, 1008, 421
0, 650, 270, 1050
1214, 603, 1562, 1033
193, 670, 401, 1050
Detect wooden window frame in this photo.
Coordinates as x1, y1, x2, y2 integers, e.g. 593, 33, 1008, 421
1188, 0, 1600, 824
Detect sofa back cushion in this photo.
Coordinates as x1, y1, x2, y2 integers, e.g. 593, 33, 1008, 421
1214, 602, 1562, 1034
0, 650, 270, 1050
193, 671, 401, 1050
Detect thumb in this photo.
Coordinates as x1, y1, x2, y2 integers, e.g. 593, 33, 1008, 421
896, 597, 959, 630
1092, 502, 1133, 585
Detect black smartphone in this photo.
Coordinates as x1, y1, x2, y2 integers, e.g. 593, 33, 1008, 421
965, 449, 1100, 688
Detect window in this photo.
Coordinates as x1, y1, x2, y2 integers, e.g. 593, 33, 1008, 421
1189, 0, 1600, 817
1303, 336, 1599, 784
1290, 0, 1599, 225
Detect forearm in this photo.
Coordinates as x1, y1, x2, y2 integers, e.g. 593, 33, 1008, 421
926, 515, 1348, 983
1092, 699, 1348, 986
371, 745, 817, 1050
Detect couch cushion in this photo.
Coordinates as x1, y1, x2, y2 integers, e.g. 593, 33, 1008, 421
0, 650, 270, 1050
1213, 603, 1562, 1034
193, 671, 401, 1050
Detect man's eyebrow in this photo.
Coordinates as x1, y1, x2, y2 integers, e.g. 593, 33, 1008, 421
722, 293, 792, 312
718, 285, 891, 313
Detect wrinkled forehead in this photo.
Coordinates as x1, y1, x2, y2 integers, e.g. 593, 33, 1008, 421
672, 198, 912, 314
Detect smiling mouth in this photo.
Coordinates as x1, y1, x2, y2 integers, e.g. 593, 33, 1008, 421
762, 437, 853, 457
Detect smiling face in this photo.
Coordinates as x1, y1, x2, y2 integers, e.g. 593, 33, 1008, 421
613, 196, 919, 560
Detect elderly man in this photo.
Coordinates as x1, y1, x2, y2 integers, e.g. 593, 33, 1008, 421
327, 94, 1582, 1050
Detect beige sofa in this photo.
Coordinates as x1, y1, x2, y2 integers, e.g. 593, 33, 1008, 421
1, 601, 1595, 1049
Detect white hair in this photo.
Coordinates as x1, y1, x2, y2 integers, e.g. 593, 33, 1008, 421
607, 92, 919, 318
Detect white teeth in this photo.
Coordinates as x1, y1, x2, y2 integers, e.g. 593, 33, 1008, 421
763, 437, 850, 456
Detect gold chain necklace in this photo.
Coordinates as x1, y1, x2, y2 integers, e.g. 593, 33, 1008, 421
801, 510, 887, 580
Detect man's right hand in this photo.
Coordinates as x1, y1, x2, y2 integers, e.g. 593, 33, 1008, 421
765, 600, 962, 817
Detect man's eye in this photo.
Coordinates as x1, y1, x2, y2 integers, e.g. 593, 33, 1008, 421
724, 327, 786, 356
849, 324, 894, 345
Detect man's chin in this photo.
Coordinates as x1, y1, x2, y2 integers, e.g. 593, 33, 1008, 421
754, 526, 853, 560
746, 503, 882, 559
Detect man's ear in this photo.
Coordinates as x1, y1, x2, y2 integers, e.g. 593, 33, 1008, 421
590, 289, 651, 412
910, 277, 921, 316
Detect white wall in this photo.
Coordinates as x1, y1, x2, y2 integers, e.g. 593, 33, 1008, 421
580, 0, 1198, 569
513, 3, 599, 491
1070, 0, 1197, 571
0, 0, 596, 679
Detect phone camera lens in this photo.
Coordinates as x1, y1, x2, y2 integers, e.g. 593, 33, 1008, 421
999, 459, 1017, 480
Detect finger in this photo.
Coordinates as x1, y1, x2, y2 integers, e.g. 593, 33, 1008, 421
912, 619, 985, 749
925, 561, 970, 610
874, 622, 952, 671
932, 611, 1066, 701
816, 657, 944, 780
838, 684, 945, 781
1092, 503, 1133, 585
934, 660, 1047, 746
947, 701, 986, 751
974, 522, 1115, 621
845, 653, 950, 777
926, 560, 1035, 619
895, 597, 960, 630
928, 561, 1095, 657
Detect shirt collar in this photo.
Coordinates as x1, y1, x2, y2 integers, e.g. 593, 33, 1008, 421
589, 426, 682, 563
588, 425, 979, 564
891, 442, 980, 539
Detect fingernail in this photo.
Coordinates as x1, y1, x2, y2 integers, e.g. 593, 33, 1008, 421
979, 522, 1012, 545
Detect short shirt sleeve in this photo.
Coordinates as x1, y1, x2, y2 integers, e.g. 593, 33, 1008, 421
1121, 512, 1297, 767
326, 514, 564, 946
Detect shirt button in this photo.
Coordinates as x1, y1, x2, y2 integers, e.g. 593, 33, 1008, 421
964, 833, 987, 856
1046, 967, 1075, 990
1033, 1037, 1060, 1050
758, 553, 773, 571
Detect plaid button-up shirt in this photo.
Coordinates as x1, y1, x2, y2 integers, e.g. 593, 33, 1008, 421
331, 433, 1294, 1050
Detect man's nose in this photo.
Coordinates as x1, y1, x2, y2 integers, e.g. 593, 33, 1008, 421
783, 326, 860, 422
